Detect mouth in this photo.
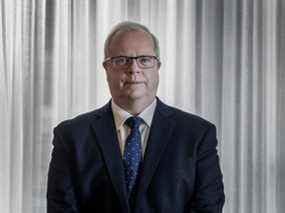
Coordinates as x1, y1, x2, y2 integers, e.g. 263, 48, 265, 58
124, 81, 144, 85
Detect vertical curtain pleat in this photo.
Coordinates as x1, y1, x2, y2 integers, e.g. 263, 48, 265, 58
21, 0, 34, 212
179, 0, 196, 112
221, 2, 238, 212
10, 0, 24, 212
239, 0, 252, 212
263, 0, 278, 212
32, 0, 48, 212
163, 0, 177, 105
252, 1, 263, 212
277, 1, 285, 211
1, 0, 284, 213
0, 0, 9, 212
53, 0, 69, 121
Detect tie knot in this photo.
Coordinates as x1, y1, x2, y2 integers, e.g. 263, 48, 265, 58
125, 116, 144, 129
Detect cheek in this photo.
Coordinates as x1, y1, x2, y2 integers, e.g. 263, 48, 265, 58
146, 72, 159, 87
107, 74, 125, 90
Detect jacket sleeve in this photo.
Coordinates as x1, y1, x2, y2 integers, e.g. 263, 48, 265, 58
47, 126, 79, 213
187, 124, 225, 213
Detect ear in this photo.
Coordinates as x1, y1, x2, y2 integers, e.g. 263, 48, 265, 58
157, 61, 161, 69
103, 61, 110, 70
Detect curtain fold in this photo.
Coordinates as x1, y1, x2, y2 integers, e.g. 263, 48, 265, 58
1, 0, 284, 213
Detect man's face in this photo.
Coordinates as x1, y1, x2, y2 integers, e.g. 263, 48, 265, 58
103, 30, 160, 107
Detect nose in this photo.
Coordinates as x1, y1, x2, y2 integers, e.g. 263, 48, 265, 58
127, 58, 141, 74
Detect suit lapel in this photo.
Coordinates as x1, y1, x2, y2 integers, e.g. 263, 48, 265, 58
90, 99, 175, 212
136, 99, 176, 199
90, 102, 130, 212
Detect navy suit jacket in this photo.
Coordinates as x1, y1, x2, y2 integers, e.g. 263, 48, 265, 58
47, 98, 225, 213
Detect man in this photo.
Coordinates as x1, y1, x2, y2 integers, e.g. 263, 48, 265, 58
47, 21, 225, 213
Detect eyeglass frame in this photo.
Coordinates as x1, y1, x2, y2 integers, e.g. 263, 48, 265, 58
103, 55, 161, 69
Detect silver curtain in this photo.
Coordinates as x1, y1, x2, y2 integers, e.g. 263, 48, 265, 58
1, 0, 284, 213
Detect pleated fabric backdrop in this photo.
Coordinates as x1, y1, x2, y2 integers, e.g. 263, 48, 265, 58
0, 0, 284, 213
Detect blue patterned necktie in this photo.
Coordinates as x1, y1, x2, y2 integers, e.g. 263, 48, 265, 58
123, 116, 144, 196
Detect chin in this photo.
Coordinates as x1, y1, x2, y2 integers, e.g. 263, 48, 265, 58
127, 93, 145, 100
128, 92, 155, 103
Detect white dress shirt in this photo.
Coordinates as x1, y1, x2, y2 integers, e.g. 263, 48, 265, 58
111, 99, 157, 158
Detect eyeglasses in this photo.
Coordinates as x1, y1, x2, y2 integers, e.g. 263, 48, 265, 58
103, 55, 160, 69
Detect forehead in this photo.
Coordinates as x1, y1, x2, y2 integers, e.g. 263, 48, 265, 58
108, 30, 155, 57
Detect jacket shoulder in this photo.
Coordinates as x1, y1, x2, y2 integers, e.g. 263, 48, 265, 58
173, 107, 214, 126
160, 103, 216, 140
158, 100, 215, 129
54, 103, 109, 135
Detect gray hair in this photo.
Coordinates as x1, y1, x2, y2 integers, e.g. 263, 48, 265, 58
104, 21, 160, 58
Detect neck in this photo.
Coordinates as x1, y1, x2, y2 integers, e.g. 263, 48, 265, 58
113, 97, 155, 116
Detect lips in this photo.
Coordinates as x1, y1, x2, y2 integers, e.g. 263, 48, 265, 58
125, 81, 144, 84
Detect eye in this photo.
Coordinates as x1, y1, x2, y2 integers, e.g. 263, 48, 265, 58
138, 56, 153, 66
112, 57, 127, 66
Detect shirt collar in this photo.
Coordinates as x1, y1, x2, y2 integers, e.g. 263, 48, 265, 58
111, 98, 157, 130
